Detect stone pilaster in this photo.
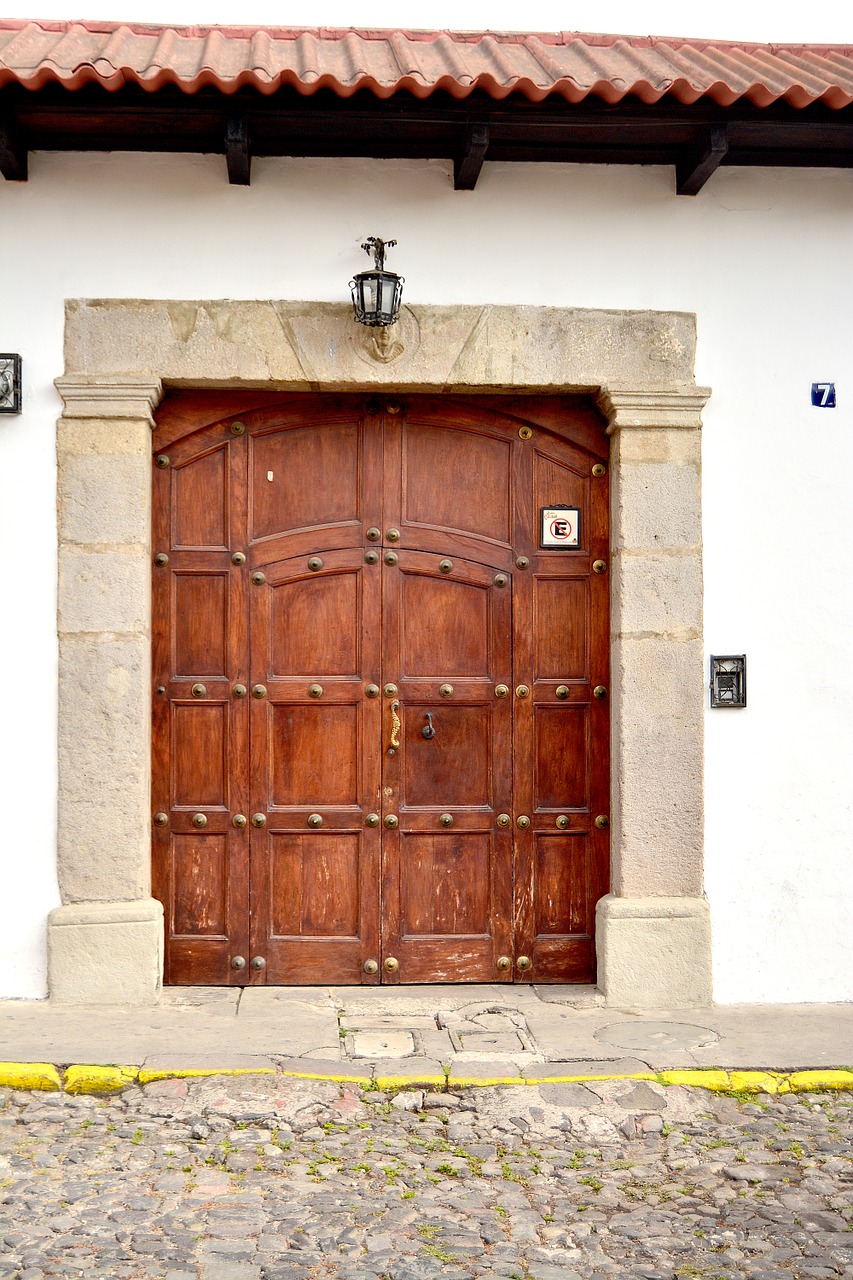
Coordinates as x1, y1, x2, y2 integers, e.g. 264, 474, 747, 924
595, 384, 712, 1007
50, 375, 164, 1004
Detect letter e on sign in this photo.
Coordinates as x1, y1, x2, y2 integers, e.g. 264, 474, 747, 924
540, 506, 580, 548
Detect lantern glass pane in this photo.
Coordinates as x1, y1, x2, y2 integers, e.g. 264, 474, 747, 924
364, 277, 378, 315
378, 275, 395, 320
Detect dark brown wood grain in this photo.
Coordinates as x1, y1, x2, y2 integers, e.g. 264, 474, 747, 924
381, 547, 513, 983
152, 393, 610, 984
6, 82, 851, 193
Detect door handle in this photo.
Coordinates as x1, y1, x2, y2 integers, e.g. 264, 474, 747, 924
422, 712, 435, 739
389, 699, 401, 753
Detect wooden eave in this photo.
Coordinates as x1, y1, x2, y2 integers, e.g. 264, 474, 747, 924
2, 81, 853, 191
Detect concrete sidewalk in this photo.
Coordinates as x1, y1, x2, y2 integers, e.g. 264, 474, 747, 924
2, 985, 851, 1084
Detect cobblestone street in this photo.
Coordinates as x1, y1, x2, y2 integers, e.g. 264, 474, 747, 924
2, 1074, 852, 1280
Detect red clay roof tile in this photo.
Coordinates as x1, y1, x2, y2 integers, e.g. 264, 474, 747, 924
1, 20, 852, 108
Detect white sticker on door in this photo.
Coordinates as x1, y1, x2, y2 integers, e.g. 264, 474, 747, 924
540, 506, 580, 548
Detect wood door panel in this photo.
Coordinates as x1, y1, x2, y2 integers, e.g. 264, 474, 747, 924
382, 539, 513, 981
171, 446, 230, 550
268, 703, 360, 808
533, 451, 589, 547
250, 422, 362, 542
269, 571, 361, 676
402, 423, 512, 545
153, 416, 251, 984
250, 540, 381, 982
256, 826, 378, 983
529, 938, 596, 982
534, 705, 589, 811
391, 554, 507, 678
534, 834, 595, 936
171, 833, 229, 937
260, 554, 373, 679
384, 402, 516, 565
172, 572, 229, 677
401, 704, 491, 809
512, 413, 609, 984
268, 833, 361, 938
401, 833, 492, 936
400, 575, 491, 678
533, 577, 589, 681
171, 702, 229, 809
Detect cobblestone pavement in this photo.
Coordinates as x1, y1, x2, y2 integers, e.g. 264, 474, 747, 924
1, 1075, 852, 1280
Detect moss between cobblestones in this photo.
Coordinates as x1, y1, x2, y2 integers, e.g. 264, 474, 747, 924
1, 1061, 852, 1094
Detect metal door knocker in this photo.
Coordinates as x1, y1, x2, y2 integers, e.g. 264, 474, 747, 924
422, 712, 435, 740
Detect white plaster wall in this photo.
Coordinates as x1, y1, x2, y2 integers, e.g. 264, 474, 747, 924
1, 150, 851, 1001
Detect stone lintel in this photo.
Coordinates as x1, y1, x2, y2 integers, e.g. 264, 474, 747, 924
62, 300, 698, 393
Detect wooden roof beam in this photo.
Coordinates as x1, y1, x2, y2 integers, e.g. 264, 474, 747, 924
676, 124, 728, 195
454, 123, 489, 190
225, 113, 251, 185
0, 111, 27, 180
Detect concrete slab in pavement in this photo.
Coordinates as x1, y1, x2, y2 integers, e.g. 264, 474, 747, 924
1, 985, 850, 1081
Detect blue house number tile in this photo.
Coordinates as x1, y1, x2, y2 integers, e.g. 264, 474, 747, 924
811, 382, 836, 407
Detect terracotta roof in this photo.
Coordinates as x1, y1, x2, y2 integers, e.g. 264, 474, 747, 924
1, 20, 852, 109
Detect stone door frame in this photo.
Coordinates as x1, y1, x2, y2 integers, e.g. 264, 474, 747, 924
51, 300, 711, 1007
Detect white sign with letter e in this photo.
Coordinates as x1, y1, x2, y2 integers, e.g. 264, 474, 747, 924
540, 506, 580, 548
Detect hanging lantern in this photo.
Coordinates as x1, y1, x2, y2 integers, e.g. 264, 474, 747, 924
350, 237, 404, 328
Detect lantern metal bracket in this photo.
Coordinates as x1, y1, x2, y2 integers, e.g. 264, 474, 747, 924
362, 236, 395, 271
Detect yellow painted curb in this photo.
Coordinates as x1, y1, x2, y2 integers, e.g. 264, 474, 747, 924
726, 1070, 785, 1094
279, 1070, 389, 1085
657, 1070, 732, 1090
445, 1075, 525, 1085
373, 1075, 449, 1090
64, 1064, 140, 1094
0, 1062, 62, 1091
785, 1069, 853, 1093
138, 1067, 276, 1083
450, 1075, 528, 1087
3, 1062, 852, 1096
525, 1072, 657, 1087
512, 1069, 853, 1095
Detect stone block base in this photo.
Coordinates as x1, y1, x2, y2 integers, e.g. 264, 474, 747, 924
596, 894, 712, 1008
48, 899, 163, 1004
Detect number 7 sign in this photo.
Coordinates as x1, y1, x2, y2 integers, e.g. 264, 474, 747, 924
811, 383, 836, 408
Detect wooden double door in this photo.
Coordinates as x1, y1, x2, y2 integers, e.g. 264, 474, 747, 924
152, 394, 609, 985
